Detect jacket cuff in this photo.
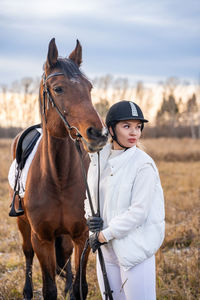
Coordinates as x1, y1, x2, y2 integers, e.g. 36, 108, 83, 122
102, 228, 114, 242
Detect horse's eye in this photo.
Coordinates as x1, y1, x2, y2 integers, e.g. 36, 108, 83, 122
53, 87, 63, 94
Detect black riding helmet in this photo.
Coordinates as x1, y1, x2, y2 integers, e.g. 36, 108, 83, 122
105, 100, 148, 149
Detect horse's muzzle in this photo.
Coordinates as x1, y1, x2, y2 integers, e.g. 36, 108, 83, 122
86, 127, 108, 152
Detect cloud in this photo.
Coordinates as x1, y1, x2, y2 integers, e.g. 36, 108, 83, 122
1, 0, 99, 18
0, 55, 43, 85
0, 0, 199, 85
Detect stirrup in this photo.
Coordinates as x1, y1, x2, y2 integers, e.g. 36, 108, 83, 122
9, 191, 24, 217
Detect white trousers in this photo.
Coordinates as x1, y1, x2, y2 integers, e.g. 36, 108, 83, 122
96, 246, 156, 300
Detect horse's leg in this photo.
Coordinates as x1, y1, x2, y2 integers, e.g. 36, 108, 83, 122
31, 233, 57, 300
73, 233, 90, 300
65, 258, 75, 299
17, 216, 34, 300
55, 235, 74, 299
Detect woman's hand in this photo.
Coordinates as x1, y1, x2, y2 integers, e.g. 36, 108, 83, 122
98, 231, 107, 243
89, 232, 107, 253
86, 215, 103, 233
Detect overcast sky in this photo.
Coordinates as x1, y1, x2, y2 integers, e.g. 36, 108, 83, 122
0, 0, 199, 86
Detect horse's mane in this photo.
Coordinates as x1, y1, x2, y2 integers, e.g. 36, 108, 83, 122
42, 57, 86, 79
57, 57, 83, 78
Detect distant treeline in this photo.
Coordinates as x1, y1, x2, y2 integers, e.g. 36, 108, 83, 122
0, 127, 23, 138
144, 125, 200, 138
1, 75, 200, 139
1, 125, 199, 139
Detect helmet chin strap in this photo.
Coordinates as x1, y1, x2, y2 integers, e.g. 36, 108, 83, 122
110, 125, 128, 150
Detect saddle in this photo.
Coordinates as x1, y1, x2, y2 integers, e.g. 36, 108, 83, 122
9, 124, 42, 217
16, 124, 41, 170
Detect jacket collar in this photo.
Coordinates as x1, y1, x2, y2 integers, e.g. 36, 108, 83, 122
89, 143, 137, 173
108, 145, 137, 173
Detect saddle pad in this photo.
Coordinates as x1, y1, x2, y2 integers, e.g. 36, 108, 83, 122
8, 128, 42, 198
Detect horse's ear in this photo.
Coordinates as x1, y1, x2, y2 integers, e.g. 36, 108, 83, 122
69, 39, 82, 67
46, 38, 58, 68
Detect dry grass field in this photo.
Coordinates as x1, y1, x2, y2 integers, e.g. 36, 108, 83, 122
0, 137, 200, 300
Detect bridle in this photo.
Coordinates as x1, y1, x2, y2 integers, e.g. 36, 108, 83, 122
42, 71, 89, 145
42, 70, 113, 300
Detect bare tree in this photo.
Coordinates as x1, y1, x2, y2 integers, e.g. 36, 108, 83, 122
21, 77, 34, 104
92, 75, 130, 119
156, 94, 179, 129
0, 84, 9, 125
187, 93, 198, 139
197, 75, 200, 138
92, 74, 113, 102
10, 80, 20, 94
135, 81, 145, 104
94, 99, 110, 120
111, 77, 129, 101
0, 77, 40, 128
164, 77, 180, 95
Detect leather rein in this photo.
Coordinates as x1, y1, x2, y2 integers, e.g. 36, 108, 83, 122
42, 71, 113, 300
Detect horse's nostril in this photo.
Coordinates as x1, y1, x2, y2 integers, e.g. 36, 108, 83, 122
87, 127, 104, 139
87, 127, 94, 137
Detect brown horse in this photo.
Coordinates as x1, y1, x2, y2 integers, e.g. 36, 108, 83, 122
10, 38, 108, 299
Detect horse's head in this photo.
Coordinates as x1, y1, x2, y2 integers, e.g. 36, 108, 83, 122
39, 38, 108, 152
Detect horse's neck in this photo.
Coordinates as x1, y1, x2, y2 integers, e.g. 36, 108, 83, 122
41, 130, 78, 182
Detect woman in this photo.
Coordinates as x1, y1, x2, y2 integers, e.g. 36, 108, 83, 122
85, 100, 165, 300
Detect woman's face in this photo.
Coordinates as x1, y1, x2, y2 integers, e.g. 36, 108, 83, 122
110, 119, 142, 150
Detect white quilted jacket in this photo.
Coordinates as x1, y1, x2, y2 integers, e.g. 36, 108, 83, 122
85, 143, 165, 270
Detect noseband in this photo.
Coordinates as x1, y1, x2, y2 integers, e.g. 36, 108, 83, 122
42, 71, 87, 143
